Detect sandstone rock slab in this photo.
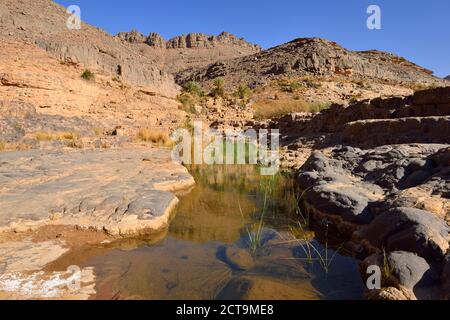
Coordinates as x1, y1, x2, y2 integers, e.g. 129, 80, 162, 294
0, 147, 195, 236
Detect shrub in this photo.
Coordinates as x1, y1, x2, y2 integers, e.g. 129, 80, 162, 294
81, 69, 95, 81
235, 84, 251, 101
183, 81, 204, 97
211, 77, 225, 98
177, 93, 199, 114
0, 141, 5, 151
279, 80, 302, 93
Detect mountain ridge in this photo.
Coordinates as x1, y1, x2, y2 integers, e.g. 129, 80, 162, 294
116, 30, 261, 51
175, 37, 443, 89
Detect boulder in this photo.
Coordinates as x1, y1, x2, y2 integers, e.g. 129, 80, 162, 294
362, 251, 430, 290
304, 184, 374, 224
356, 207, 449, 260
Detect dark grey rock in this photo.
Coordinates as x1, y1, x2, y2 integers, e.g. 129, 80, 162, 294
304, 184, 374, 224
362, 251, 430, 290
413, 87, 450, 105
357, 207, 449, 260
442, 254, 450, 299
387, 251, 430, 289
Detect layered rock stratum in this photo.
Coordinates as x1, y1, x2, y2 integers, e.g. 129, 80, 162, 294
0, 0, 176, 94
116, 30, 261, 74
275, 87, 450, 300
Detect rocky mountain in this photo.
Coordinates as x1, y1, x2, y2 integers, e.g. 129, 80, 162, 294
117, 30, 260, 51
0, 0, 177, 95
176, 37, 444, 89
116, 30, 261, 74
445, 75, 450, 81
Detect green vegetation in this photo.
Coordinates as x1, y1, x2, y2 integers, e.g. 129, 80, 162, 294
177, 81, 206, 114
235, 84, 251, 101
81, 69, 95, 81
211, 77, 226, 98
279, 80, 302, 93
240, 178, 270, 256
183, 81, 204, 97
290, 221, 344, 274
177, 93, 199, 114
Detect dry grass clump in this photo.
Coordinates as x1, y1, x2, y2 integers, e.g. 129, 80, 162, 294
0, 141, 29, 152
35, 131, 78, 141
135, 128, 172, 147
253, 99, 330, 120
409, 82, 439, 92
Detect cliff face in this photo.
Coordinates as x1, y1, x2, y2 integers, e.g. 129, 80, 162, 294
0, 0, 177, 95
116, 30, 261, 51
115, 30, 261, 74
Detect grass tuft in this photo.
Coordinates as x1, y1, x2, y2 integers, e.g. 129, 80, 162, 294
253, 99, 330, 120
135, 128, 172, 147
35, 131, 78, 142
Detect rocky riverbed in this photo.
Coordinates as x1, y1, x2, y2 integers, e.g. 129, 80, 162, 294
279, 87, 450, 300
0, 146, 194, 299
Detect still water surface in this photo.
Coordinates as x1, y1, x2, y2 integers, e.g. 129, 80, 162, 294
59, 165, 365, 299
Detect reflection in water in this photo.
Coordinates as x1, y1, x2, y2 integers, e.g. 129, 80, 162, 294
79, 165, 364, 300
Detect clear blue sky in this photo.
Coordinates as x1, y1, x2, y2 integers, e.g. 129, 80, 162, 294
55, 0, 450, 77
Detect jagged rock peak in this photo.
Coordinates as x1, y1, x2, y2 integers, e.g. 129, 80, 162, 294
166, 31, 260, 50
146, 32, 166, 48
116, 29, 147, 44
116, 30, 261, 51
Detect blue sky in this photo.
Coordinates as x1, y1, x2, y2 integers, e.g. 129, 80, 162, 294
55, 0, 450, 77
